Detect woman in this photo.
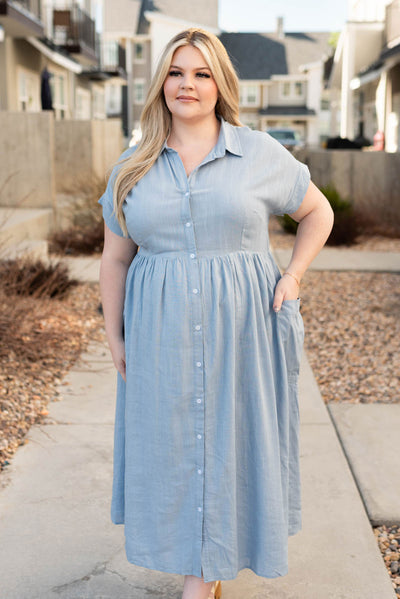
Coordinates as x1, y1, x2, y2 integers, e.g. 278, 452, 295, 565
98, 27, 333, 599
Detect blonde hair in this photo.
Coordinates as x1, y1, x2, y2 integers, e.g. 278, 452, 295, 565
110, 27, 242, 237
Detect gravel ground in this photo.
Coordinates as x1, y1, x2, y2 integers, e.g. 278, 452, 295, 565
300, 270, 400, 404
374, 525, 400, 598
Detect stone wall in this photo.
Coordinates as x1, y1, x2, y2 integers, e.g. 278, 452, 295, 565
296, 149, 400, 227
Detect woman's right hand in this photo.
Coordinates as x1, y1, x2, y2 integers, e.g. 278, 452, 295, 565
110, 337, 127, 382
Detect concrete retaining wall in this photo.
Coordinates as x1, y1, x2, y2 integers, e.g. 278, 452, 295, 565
54, 119, 123, 192
0, 113, 124, 209
0, 111, 55, 209
297, 149, 400, 227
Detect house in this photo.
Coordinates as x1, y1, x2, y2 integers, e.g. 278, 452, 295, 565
0, 0, 121, 120
329, 0, 400, 151
219, 18, 334, 146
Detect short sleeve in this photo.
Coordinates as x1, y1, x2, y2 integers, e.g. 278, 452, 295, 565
98, 146, 136, 237
263, 133, 311, 216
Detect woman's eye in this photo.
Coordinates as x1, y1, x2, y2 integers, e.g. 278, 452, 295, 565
168, 70, 182, 77
197, 72, 211, 78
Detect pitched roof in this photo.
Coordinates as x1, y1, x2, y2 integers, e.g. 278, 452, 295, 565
138, 0, 218, 33
218, 32, 333, 80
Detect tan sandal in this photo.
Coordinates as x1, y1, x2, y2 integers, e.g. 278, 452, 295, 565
208, 580, 222, 598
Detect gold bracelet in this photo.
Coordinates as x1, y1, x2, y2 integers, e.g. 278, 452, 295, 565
283, 271, 300, 286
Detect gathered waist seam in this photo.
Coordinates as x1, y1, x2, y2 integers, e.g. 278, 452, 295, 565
135, 247, 274, 260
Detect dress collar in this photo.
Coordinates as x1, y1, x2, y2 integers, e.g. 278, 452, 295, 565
160, 115, 243, 158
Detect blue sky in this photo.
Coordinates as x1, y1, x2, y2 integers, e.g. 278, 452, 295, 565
218, 0, 349, 32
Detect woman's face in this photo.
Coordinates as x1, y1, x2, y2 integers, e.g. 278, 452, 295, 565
163, 45, 219, 124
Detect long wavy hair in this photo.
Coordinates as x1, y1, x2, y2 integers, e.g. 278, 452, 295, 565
111, 27, 242, 237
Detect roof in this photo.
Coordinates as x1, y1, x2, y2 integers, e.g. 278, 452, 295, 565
218, 31, 333, 80
138, 0, 218, 33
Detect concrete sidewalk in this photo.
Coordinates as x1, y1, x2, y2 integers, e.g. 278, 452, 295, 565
0, 341, 395, 598
274, 247, 400, 272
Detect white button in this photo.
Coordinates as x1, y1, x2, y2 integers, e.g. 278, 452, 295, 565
197, 506, 202, 512
185, 222, 191, 227
197, 434, 202, 439
193, 288, 199, 294
197, 469, 202, 475
195, 324, 201, 330
190, 253, 195, 259
196, 361, 202, 367
196, 398, 202, 403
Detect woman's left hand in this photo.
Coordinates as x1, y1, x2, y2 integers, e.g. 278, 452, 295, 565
273, 274, 299, 312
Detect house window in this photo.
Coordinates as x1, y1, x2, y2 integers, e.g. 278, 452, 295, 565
239, 85, 259, 106
92, 88, 105, 119
280, 80, 305, 99
133, 79, 145, 104
295, 82, 303, 96
107, 83, 121, 115
134, 42, 145, 62
18, 69, 40, 112
76, 88, 91, 119
50, 73, 68, 119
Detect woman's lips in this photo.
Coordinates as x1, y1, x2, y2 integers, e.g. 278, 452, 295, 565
177, 96, 198, 101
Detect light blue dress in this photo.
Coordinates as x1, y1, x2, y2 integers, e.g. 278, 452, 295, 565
98, 116, 310, 583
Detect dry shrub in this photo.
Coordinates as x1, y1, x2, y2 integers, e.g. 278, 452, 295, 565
0, 256, 79, 298
49, 173, 106, 256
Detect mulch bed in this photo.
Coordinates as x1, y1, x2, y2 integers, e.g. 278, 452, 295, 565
0, 282, 104, 472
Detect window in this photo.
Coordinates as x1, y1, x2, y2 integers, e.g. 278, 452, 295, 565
239, 85, 259, 106
134, 42, 145, 62
18, 68, 40, 112
50, 73, 68, 119
133, 79, 145, 104
295, 82, 303, 96
106, 83, 121, 115
76, 88, 91, 119
92, 88, 105, 119
280, 80, 305, 99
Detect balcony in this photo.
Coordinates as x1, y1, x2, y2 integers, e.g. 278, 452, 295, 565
0, 0, 44, 37
100, 40, 127, 78
52, 3, 97, 66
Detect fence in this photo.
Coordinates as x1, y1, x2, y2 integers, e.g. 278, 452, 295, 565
296, 149, 400, 228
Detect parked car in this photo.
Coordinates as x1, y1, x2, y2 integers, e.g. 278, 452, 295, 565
266, 128, 304, 151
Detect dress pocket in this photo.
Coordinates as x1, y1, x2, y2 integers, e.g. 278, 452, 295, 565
276, 298, 304, 381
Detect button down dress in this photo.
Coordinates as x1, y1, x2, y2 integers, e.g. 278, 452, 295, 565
98, 117, 311, 583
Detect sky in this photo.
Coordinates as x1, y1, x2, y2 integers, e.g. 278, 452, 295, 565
218, 0, 349, 32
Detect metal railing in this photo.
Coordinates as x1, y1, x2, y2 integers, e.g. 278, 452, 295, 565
53, 3, 95, 52
100, 40, 126, 71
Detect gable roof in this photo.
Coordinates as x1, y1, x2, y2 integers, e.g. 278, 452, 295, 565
138, 0, 218, 33
218, 32, 333, 80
